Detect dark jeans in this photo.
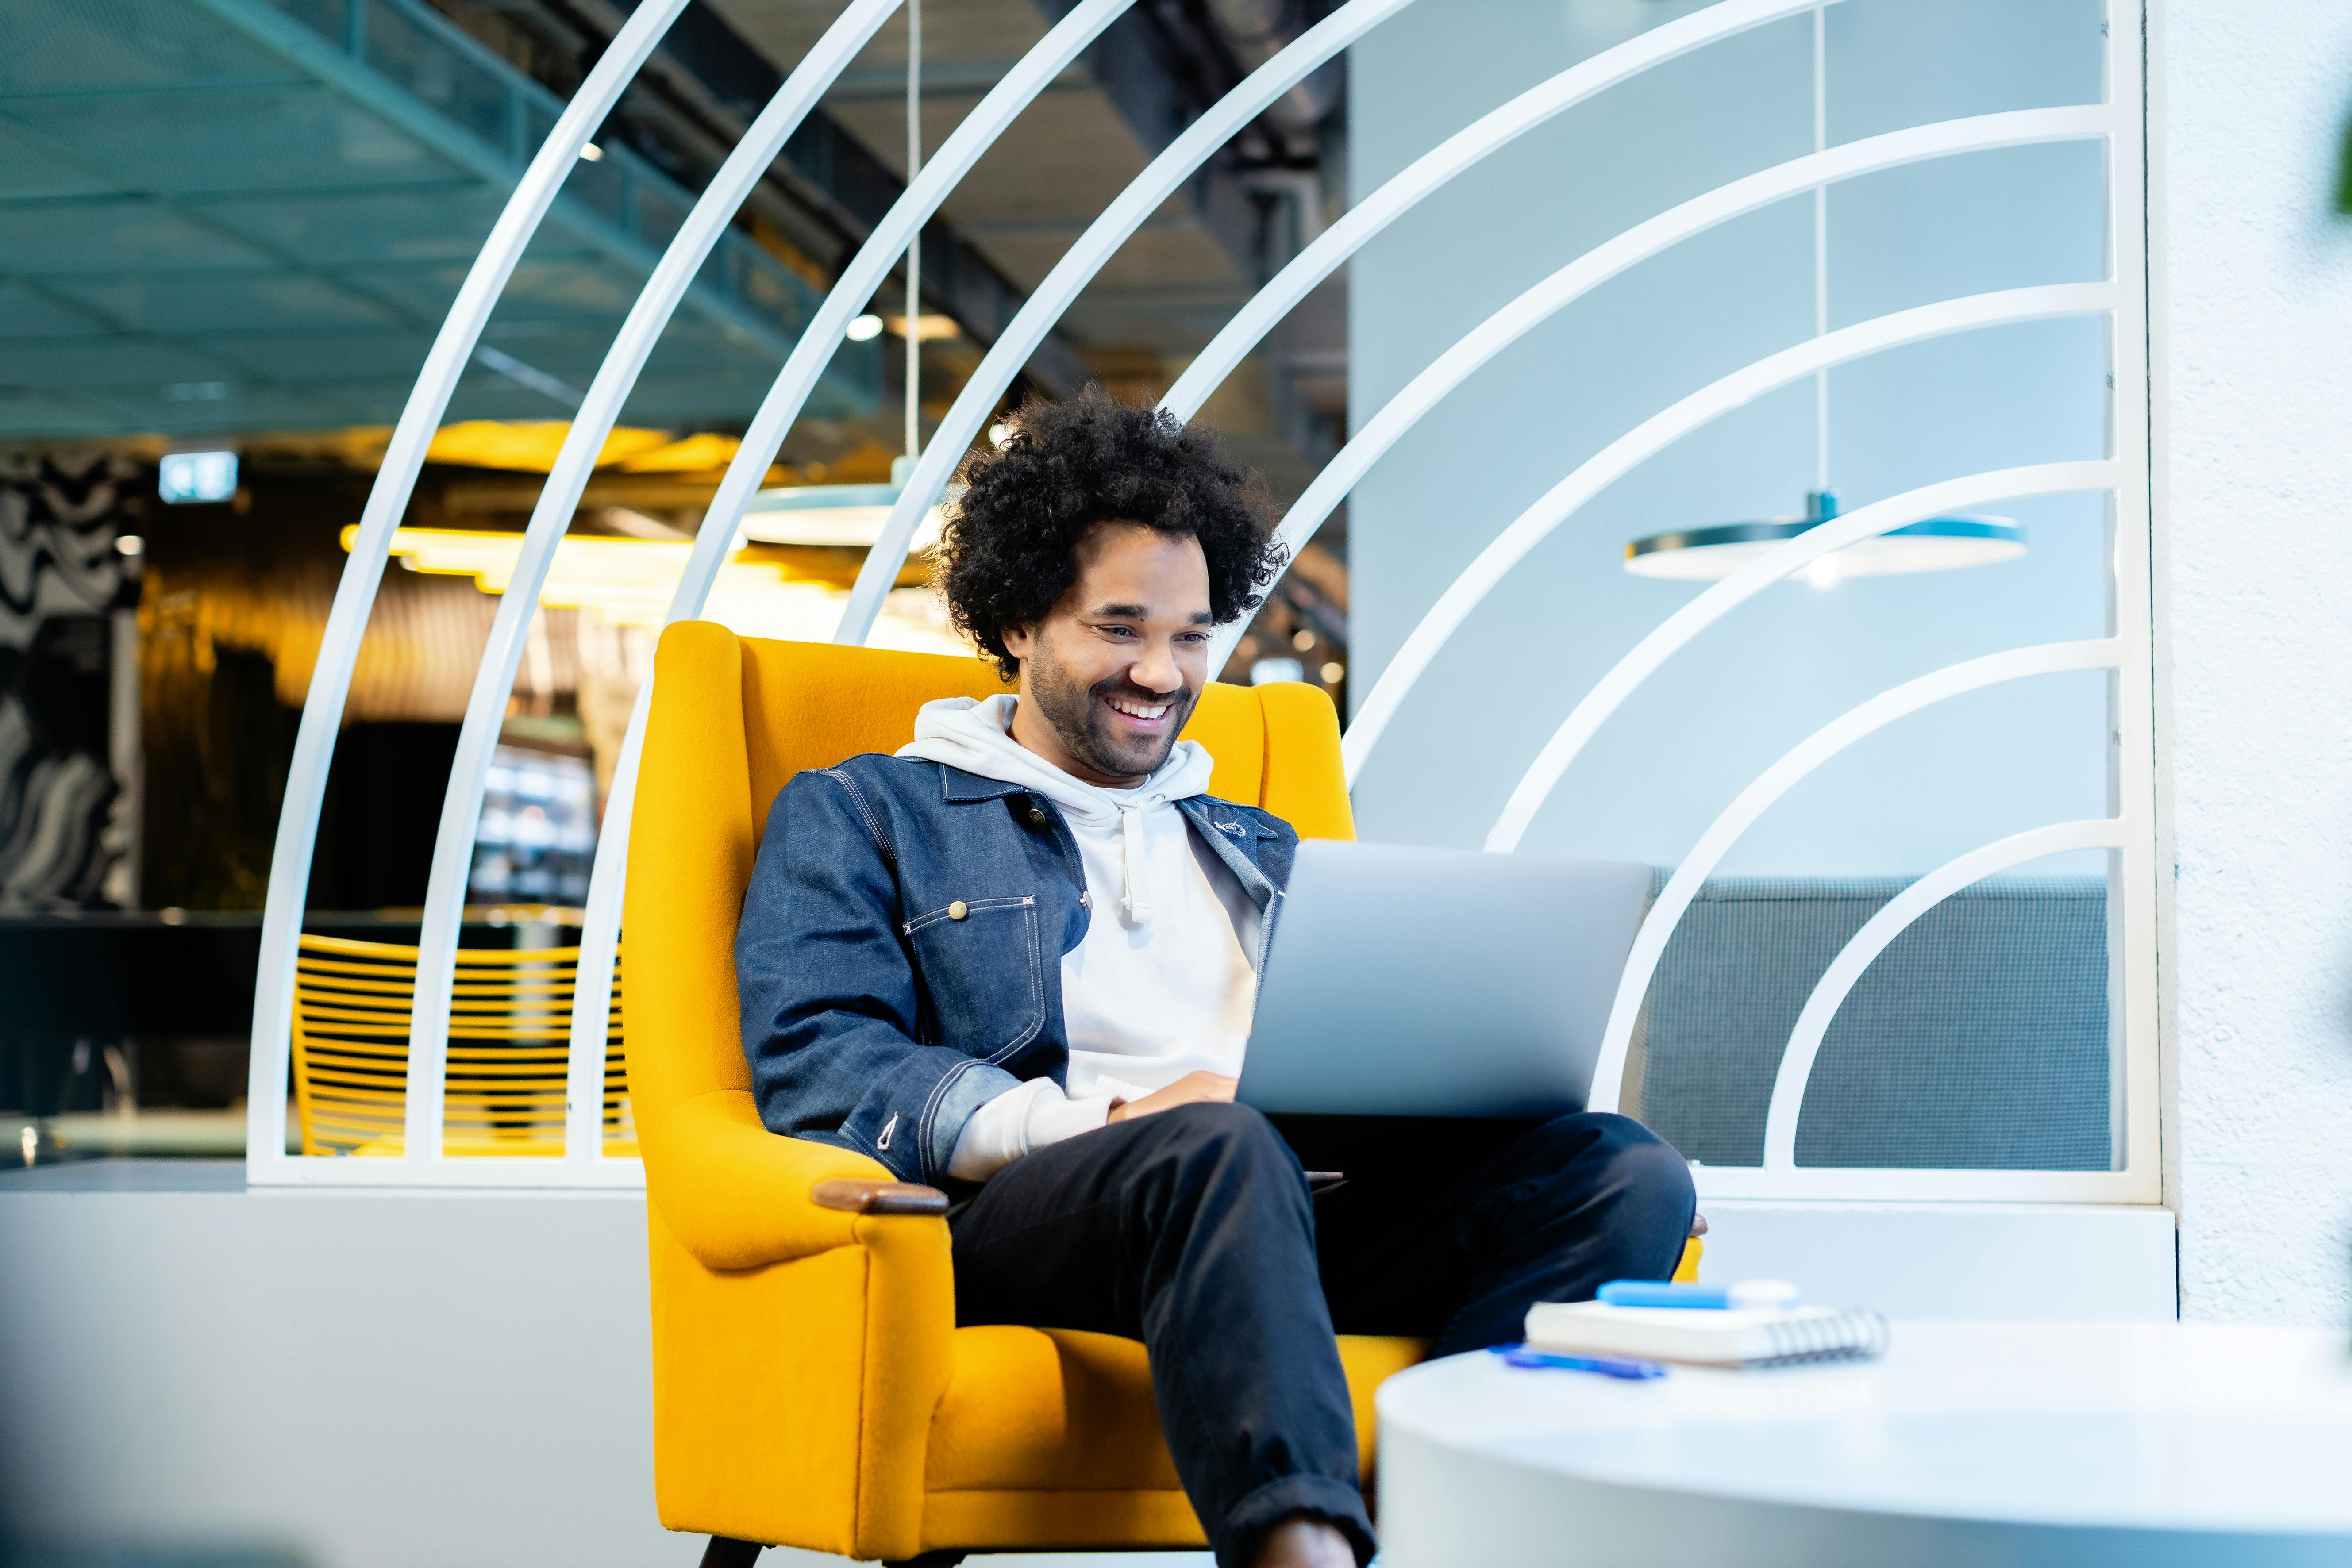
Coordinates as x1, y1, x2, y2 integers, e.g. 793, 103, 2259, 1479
948, 1101, 1696, 1568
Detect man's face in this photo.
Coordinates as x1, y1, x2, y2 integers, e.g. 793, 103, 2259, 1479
1001, 521, 1214, 788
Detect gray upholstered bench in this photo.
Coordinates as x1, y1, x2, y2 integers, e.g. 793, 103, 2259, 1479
1634, 875, 2111, 1171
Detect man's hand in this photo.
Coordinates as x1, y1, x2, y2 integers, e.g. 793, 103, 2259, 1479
1107, 1071, 1237, 1123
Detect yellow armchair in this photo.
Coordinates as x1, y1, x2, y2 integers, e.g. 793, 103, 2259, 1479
624, 624, 1694, 1564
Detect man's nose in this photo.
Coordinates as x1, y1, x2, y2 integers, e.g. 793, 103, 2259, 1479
1129, 641, 1184, 695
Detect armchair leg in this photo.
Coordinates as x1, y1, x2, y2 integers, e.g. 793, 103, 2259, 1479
699, 1539, 762, 1568
883, 1555, 966, 1568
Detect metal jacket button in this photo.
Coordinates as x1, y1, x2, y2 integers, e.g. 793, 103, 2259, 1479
947, 900, 969, 921
1028, 807, 1048, 826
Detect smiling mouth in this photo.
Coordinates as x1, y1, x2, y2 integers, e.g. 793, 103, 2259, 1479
1103, 693, 1174, 726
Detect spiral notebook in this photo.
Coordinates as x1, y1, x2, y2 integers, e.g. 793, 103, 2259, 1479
1524, 1300, 1890, 1368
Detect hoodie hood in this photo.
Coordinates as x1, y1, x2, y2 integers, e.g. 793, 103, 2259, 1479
897, 694, 1213, 924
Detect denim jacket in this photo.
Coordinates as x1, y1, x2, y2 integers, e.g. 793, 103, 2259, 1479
735, 752, 1297, 1184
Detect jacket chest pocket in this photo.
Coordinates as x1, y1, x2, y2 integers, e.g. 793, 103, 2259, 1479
904, 895, 1044, 1061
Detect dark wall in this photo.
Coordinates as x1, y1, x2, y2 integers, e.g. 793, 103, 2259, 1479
310, 722, 463, 910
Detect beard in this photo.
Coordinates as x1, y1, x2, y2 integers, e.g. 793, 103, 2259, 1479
1024, 631, 1197, 783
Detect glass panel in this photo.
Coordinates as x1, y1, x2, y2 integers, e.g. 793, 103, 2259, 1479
634, 181, 688, 254
263, 0, 348, 51
363, 0, 510, 150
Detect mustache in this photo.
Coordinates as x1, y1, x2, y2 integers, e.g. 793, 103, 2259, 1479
1090, 675, 1190, 708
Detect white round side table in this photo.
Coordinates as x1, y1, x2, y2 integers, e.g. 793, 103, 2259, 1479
1374, 1321, 2352, 1566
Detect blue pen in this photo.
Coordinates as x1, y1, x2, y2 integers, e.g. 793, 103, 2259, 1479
1598, 1278, 1802, 1311
1490, 1344, 1666, 1380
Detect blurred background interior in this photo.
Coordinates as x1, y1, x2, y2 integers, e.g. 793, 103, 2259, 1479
1, 0, 1356, 1165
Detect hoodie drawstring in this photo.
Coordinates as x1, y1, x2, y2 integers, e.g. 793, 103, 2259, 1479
1118, 807, 1150, 925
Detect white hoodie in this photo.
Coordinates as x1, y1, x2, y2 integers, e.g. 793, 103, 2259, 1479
897, 695, 1261, 1180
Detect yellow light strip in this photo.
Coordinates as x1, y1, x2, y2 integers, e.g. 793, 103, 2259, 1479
344, 526, 968, 652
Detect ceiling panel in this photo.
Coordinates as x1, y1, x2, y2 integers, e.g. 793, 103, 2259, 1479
3, 337, 237, 390
0, 125, 116, 201
488, 257, 654, 320
78, 376, 378, 429
46, 269, 403, 333
0, 0, 875, 439
472, 319, 622, 377
192, 184, 505, 265
0, 0, 304, 94
0, 282, 110, 340
5, 86, 466, 195
0, 196, 278, 273
0, 391, 122, 435
203, 328, 435, 381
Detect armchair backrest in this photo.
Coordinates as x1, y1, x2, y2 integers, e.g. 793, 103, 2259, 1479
624, 623, 1355, 1143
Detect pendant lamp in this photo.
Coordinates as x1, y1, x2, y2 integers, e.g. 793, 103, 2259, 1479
1621, 6, 2026, 587
1624, 489, 2025, 585
742, 0, 936, 551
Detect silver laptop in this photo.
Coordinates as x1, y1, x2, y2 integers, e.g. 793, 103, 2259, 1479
1236, 842, 1652, 1119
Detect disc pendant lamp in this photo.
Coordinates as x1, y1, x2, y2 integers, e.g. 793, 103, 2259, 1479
1622, 6, 2025, 588
742, 0, 944, 551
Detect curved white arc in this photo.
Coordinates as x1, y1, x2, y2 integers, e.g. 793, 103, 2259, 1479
1760, 817, 2129, 1168
1584, 637, 2121, 1116
562, 671, 654, 1160
1210, 108, 2111, 675
1487, 459, 2121, 853
556, 0, 1147, 1104
1337, 281, 2115, 784
1162, 0, 1882, 422
244, 0, 693, 1179
401, 0, 904, 1161
831, 0, 1422, 647
663, 0, 1141, 628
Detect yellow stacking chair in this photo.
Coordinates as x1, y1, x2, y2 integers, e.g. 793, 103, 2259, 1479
289, 932, 633, 1156
624, 624, 1697, 1565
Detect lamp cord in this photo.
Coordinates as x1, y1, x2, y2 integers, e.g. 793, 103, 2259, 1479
905, 0, 922, 464
1812, 1, 1828, 497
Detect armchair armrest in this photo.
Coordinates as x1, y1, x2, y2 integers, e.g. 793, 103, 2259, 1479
641, 1087, 945, 1270
642, 1087, 957, 1558
812, 1178, 952, 1216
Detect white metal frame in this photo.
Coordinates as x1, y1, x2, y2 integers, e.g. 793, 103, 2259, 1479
406, 0, 908, 1170
243, 0, 697, 1186
248, 0, 2156, 1203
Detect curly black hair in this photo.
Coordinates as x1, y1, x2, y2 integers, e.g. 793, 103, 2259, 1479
936, 387, 1286, 679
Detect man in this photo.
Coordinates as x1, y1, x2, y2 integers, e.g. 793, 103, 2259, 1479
735, 390, 1696, 1568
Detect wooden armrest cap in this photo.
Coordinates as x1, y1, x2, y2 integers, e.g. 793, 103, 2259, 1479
811, 1177, 951, 1216
1690, 1212, 1709, 1238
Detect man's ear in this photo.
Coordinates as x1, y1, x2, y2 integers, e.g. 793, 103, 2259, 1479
1001, 622, 1035, 661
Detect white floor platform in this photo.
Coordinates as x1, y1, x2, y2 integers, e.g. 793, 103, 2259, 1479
0, 1162, 2173, 1567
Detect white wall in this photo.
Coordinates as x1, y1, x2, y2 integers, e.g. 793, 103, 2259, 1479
2154, 0, 2352, 1325
1345, 0, 2115, 874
